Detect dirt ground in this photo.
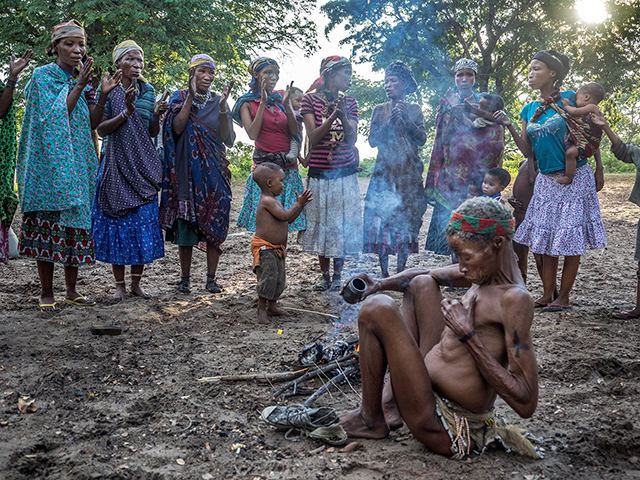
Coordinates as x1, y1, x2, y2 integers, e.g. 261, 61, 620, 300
2, 175, 640, 479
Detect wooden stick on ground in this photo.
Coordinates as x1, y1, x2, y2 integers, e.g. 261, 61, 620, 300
303, 366, 356, 407
273, 358, 359, 397
281, 306, 340, 319
198, 368, 310, 384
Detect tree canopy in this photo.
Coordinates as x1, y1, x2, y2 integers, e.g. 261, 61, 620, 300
0, 0, 317, 93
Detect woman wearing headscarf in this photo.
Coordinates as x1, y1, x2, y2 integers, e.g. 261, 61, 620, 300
159, 54, 235, 294
17, 20, 119, 311
233, 57, 304, 233
92, 40, 166, 301
301, 56, 361, 291
512, 50, 605, 311
363, 61, 427, 277
0, 49, 32, 263
424, 58, 504, 256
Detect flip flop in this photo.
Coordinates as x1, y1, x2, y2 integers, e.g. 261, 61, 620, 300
64, 296, 96, 307
39, 302, 58, 312
540, 305, 572, 313
612, 311, 640, 320
534, 301, 548, 309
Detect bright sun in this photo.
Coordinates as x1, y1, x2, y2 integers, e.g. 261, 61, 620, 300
575, 0, 608, 23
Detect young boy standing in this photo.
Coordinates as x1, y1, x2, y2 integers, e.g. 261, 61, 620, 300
251, 162, 313, 324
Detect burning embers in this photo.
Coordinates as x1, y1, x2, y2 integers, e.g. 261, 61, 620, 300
294, 336, 359, 369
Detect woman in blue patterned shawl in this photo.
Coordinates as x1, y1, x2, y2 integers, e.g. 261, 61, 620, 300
93, 40, 167, 301
159, 54, 235, 294
16, 20, 118, 311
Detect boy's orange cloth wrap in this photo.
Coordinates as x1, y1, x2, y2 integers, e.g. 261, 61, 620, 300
251, 236, 287, 270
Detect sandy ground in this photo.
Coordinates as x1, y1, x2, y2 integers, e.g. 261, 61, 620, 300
2, 175, 640, 479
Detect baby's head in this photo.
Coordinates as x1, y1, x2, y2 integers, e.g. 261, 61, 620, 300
576, 83, 605, 108
253, 162, 285, 196
478, 94, 505, 114
290, 86, 304, 111
483, 167, 511, 197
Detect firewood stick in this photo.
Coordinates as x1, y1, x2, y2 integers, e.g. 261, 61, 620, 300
197, 368, 311, 383
303, 366, 356, 407
281, 306, 340, 319
273, 358, 359, 397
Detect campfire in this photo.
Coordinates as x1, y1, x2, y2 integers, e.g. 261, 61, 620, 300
198, 334, 361, 407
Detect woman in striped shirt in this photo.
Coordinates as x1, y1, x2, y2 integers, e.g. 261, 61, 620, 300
301, 56, 362, 291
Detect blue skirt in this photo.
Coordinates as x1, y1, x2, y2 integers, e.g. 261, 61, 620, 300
92, 198, 165, 265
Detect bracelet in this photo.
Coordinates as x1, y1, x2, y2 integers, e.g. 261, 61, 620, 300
6, 79, 17, 89
220, 110, 228, 115
459, 330, 476, 343
151, 114, 160, 123
121, 110, 130, 120
97, 99, 107, 108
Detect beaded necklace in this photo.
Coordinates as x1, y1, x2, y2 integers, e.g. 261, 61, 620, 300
193, 90, 212, 110
119, 80, 139, 99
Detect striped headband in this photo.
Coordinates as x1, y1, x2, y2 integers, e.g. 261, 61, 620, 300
448, 212, 515, 237
190, 54, 215, 70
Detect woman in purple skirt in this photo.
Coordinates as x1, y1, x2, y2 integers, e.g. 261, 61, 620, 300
513, 50, 606, 311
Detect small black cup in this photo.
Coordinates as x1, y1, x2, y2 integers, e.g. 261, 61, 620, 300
341, 278, 367, 304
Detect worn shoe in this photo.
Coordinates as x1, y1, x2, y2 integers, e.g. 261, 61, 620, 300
313, 278, 330, 291
261, 405, 347, 445
205, 275, 222, 293
176, 276, 191, 294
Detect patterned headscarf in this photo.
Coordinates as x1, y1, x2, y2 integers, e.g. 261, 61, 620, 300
45, 19, 86, 56
307, 56, 351, 93
190, 54, 216, 71
385, 61, 418, 95
454, 58, 478, 74
112, 40, 148, 83
248, 57, 278, 91
447, 212, 515, 238
231, 56, 284, 127
113, 40, 144, 64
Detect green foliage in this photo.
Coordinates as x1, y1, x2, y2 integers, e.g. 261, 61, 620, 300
0, 0, 317, 95
227, 141, 253, 182
357, 156, 376, 177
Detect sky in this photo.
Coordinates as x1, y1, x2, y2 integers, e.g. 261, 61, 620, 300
230, 3, 384, 159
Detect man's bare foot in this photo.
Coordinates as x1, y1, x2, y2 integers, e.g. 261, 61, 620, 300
113, 283, 127, 302
130, 284, 151, 299
557, 175, 572, 185
267, 305, 288, 316
257, 307, 269, 324
340, 409, 389, 439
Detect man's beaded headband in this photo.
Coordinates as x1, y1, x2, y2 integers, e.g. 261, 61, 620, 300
448, 212, 515, 237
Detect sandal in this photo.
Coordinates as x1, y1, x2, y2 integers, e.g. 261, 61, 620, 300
205, 274, 222, 294
330, 276, 342, 291
313, 278, 330, 291
612, 311, 640, 319
261, 405, 347, 445
177, 276, 191, 294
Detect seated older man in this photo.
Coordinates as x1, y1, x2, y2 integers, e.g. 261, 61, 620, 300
340, 197, 541, 459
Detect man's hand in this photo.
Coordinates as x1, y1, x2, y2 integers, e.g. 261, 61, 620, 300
441, 295, 477, 339
339, 273, 378, 302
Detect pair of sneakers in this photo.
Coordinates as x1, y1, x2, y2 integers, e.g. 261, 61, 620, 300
261, 405, 348, 445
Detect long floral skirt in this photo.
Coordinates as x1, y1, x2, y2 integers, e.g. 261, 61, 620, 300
301, 174, 362, 257
237, 168, 306, 232
513, 164, 606, 256
19, 211, 95, 266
